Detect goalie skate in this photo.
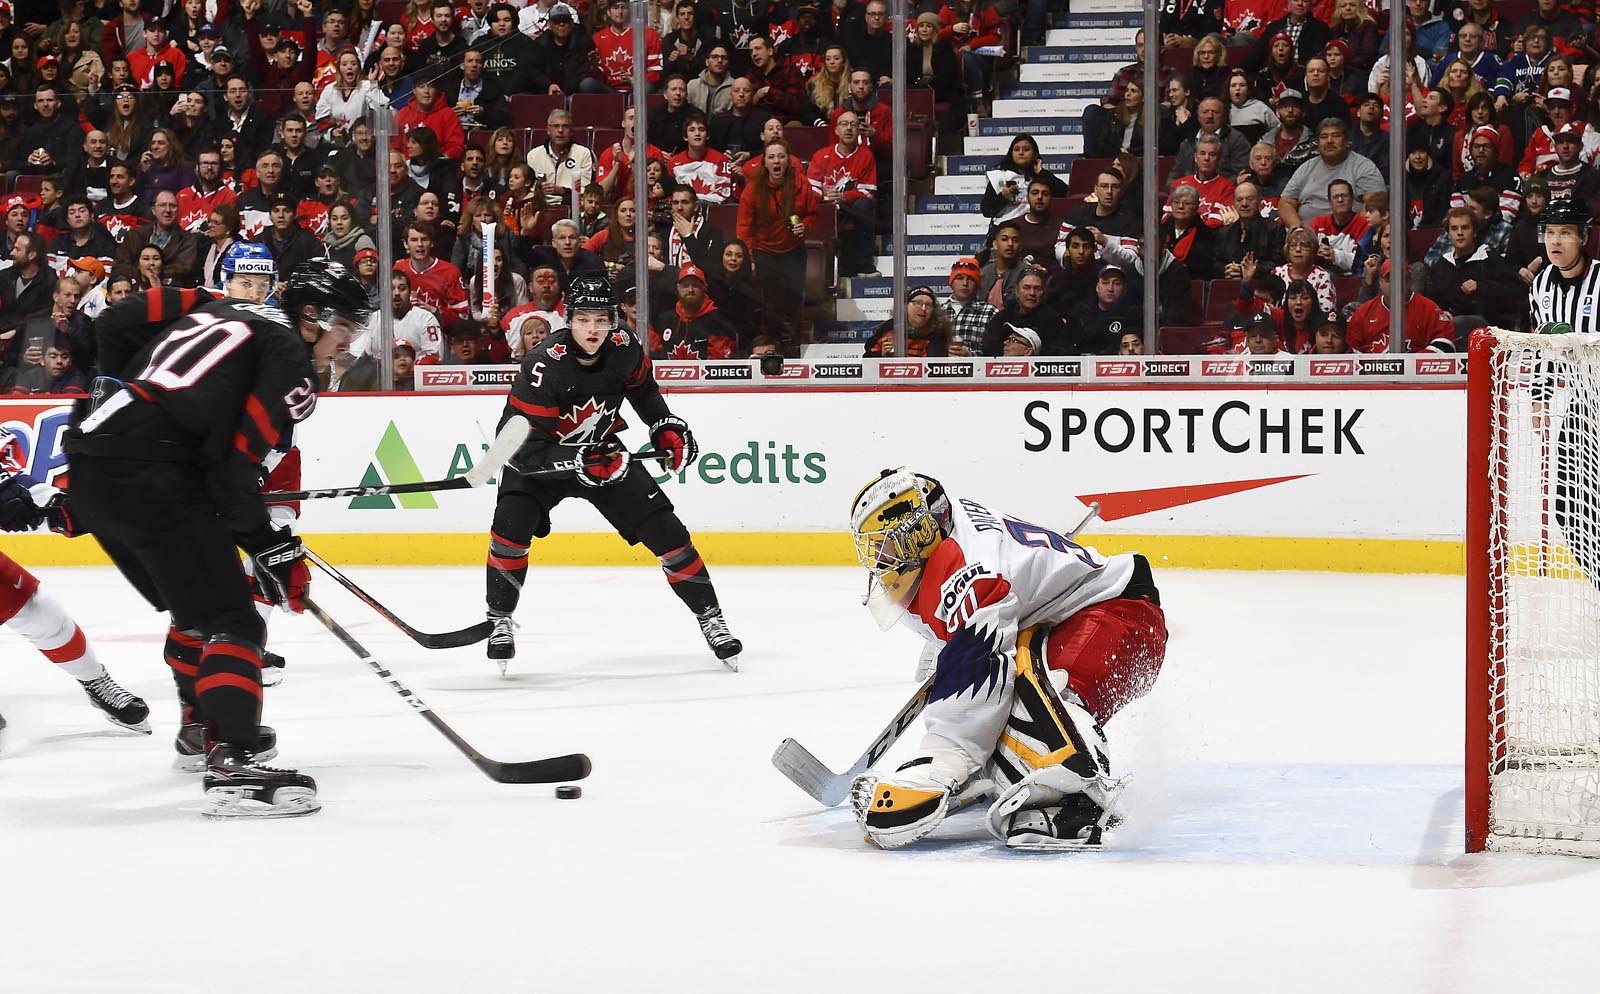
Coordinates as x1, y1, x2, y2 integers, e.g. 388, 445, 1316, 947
79, 674, 151, 733
202, 745, 320, 819
697, 608, 741, 671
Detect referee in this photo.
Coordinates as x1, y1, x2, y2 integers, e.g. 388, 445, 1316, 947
1528, 202, 1600, 581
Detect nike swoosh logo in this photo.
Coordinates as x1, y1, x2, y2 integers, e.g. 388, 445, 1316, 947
1075, 475, 1313, 521
14, 576, 23, 589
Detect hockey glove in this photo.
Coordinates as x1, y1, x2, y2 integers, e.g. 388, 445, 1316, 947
0, 472, 40, 532
41, 494, 84, 538
251, 532, 310, 613
575, 443, 630, 487
649, 416, 698, 472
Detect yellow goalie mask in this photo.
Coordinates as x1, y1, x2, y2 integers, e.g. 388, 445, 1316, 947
850, 468, 951, 611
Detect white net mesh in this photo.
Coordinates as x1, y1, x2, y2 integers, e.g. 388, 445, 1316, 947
1485, 331, 1600, 855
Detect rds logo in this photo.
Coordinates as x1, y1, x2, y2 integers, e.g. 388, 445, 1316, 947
651, 440, 826, 485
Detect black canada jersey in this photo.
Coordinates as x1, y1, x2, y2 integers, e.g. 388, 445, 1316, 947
93, 288, 319, 468
500, 325, 673, 473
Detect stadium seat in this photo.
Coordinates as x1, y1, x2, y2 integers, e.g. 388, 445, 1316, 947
786, 125, 830, 165
570, 93, 627, 130
879, 86, 937, 180
511, 93, 566, 132
1161, 46, 1193, 77
1204, 279, 1243, 322
1160, 325, 1221, 354
1067, 158, 1114, 194
1407, 227, 1440, 262
523, 206, 569, 244
1332, 277, 1362, 308
707, 203, 739, 239
10, 175, 42, 198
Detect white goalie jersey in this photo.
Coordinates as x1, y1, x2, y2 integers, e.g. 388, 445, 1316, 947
898, 497, 1137, 771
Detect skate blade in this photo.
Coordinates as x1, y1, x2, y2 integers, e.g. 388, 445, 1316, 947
260, 671, 284, 688
1005, 831, 1104, 852
720, 653, 740, 673
202, 786, 320, 819
103, 713, 153, 735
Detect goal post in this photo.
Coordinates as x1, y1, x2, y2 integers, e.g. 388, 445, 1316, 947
1467, 327, 1600, 856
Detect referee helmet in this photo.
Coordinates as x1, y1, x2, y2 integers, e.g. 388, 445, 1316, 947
1540, 200, 1590, 240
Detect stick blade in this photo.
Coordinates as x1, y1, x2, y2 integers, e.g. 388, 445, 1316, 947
772, 738, 852, 807
417, 620, 493, 649
467, 416, 531, 487
481, 752, 593, 784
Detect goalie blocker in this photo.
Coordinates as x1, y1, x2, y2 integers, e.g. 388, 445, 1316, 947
845, 469, 1168, 851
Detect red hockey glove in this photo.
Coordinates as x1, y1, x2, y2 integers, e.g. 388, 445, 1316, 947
576, 443, 631, 487
649, 415, 698, 472
251, 532, 310, 613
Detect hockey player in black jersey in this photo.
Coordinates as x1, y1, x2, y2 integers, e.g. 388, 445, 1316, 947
485, 273, 744, 671
63, 264, 372, 818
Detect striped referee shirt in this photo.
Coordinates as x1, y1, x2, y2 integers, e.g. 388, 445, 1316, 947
1529, 259, 1600, 333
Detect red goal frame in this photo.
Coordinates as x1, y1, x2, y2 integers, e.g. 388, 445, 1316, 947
1465, 330, 1504, 853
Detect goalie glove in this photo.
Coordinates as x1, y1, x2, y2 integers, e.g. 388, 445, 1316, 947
250, 531, 310, 613
575, 442, 630, 488
0, 471, 41, 532
649, 415, 698, 472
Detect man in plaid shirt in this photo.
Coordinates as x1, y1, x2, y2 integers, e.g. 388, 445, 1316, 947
943, 257, 996, 355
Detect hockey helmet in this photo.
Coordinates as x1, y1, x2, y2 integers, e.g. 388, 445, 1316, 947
567, 272, 616, 318
1541, 200, 1591, 239
281, 262, 374, 335
849, 468, 951, 606
221, 241, 276, 279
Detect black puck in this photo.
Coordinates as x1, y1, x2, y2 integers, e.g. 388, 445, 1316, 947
555, 785, 582, 799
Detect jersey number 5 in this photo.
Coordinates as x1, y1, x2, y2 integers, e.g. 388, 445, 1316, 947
135, 313, 253, 391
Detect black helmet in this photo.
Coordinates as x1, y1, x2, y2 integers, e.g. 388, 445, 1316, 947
566, 272, 615, 314
281, 262, 374, 332
1540, 200, 1590, 237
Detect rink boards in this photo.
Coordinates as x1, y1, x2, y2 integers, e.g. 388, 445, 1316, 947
0, 384, 1466, 572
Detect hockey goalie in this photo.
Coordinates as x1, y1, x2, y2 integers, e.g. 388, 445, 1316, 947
847, 469, 1168, 850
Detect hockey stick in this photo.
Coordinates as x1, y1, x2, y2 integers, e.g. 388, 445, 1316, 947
267, 416, 532, 502
772, 502, 1103, 806
305, 597, 592, 784
304, 549, 491, 649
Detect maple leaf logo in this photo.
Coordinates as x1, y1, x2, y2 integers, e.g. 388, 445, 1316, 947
557, 397, 613, 442
668, 339, 699, 359
548, 343, 567, 359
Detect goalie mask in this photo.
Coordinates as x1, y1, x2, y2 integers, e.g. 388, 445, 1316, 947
850, 468, 951, 620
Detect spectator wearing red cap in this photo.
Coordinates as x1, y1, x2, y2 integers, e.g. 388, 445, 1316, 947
943, 256, 996, 356
864, 285, 951, 357
1519, 89, 1598, 175
1456, 126, 1517, 212
1243, 0, 1330, 75
1345, 258, 1455, 352
652, 263, 738, 359
392, 339, 417, 390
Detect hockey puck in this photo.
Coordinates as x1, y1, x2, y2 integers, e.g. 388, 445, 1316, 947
555, 785, 582, 800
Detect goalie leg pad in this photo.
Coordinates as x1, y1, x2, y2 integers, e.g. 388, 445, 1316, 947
850, 749, 971, 849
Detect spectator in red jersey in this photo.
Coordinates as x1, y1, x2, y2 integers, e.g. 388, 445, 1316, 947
176, 147, 234, 232
864, 284, 951, 357
1169, 133, 1236, 227
807, 108, 878, 277
127, 19, 185, 88
1345, 259, 1455, 352
671, 110, 736, 203
737, 137, 819, 347
396, 219, 470, 322
588, 0, 663, 93
652, 262, 739, 358
396, 74, 467, 162
246, 12, 315, 122
1307, 178, 1368, 274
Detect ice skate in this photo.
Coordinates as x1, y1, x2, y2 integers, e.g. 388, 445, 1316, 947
79, 673, 152, 733
174, 706, 277, 772
202, 744, 319, 819
487, 614, 517, 673
697, 608, 742, 671
260, 650, 286, 687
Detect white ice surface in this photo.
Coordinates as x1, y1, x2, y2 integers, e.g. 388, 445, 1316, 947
2, 566, 1598, 993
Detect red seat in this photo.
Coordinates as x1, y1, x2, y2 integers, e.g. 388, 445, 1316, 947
1067, 157, 1115, 194
1161, 46, 1194, 77
805, 204, 838, 305
522, 206, 570, 245
878, 86, 937, 180
511, 93, 566, 132
569, 93, 627, 130
1406, 227, 1440, 262
707, 203, 740, 239
786, 125, 830, 165
10, 174, 42, 198
1332, 276, 1362, 307
1160, 325, 1222, 354
1204, 278, 1244, 322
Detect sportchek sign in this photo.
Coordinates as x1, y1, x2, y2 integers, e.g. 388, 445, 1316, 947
411, 355, 1468, 390
0, 382, 1465, 543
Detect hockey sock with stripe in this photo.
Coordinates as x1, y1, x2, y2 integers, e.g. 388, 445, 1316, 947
195, 636, 264, 747
486, 531, 529, 616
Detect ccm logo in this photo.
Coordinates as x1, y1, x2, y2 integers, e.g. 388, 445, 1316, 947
880, 362, 924, 378
1201, 359, 1246, 376
985, 361, 1030, 377
420, 370, 470, 386
1309, 359, 1355, 376
655, 364, 701, 380
1095, 360, 1140, 377
1415, 358, 1457, 375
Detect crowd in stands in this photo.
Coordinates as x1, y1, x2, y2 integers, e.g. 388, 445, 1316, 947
0, 0, 1037, 393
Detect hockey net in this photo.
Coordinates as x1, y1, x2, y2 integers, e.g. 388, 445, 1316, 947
1468, 329, 1600, 855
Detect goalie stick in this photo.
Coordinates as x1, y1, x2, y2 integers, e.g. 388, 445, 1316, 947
772, 502, 1102, 806
305, 549, 491, 649
305, 598, 592, 784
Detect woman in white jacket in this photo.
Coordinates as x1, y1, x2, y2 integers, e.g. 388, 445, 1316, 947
316, 51, 389, 140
